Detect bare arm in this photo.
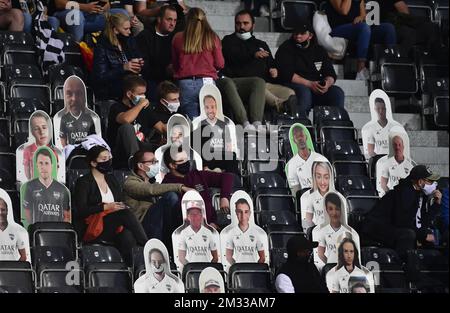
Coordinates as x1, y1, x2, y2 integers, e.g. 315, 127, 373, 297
318, 246, 327, 264
153, 121, 167, 135
63, 209, 71, 223
394, 1, 409, 14
211, 249, 219, 263
134, 1, 163, 17
330, 0, 353, 15
305, 212, 314, 226
18, 249, 27, 261
380, 176, 389, 192
178, 249, 187, 265
226, 248, 235, 265
368, 143, 376, 157
257, 250, 265, 264
116, 99, 149, 125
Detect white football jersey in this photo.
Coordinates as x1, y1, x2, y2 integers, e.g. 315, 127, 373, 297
287, 152, 329, 189
178, 226, 217, 263
381, 157, 415, 190
0, 224, 26, 261
317, 224, 354, 264
134, 273, 184, 293
303, 190, 326, 226
225, 224, 265, 263
326, 266, 375, 293
366, 120, 401, 155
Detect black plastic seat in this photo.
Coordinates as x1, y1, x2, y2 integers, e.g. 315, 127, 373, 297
228, 263, 271, 293
406, 249, 449, 292
346, 195, 379, 231
0, 261, 35, 293
182, 262, 225, 293
81, 244, 123, 267
336, 175, 378, 197
2, 44, 37, 65
37, 261, 84, 293
0, 152, 15, 190
32, 246, 75, 267
280, 1, 317, 30
85, 263, 132, 293
257, 209, 298, 229
249, 172, 287, 195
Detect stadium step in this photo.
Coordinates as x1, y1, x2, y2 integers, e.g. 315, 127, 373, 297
187, 0, 243, 16
335, 80, 369, 97
348, 112, 421, 130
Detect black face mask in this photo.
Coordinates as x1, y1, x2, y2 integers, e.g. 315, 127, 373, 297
96, 159, 113, 174
176, 161, 191, 175
117, 33, 129, 44
296, 40, 310, 49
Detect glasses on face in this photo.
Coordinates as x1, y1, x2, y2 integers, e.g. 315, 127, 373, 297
141, 159, 158, 165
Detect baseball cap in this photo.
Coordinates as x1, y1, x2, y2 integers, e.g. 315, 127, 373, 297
287, 235, 318, 254
204, 279, 221, 288
293, 21, 313, 34
409, 164, 440, 181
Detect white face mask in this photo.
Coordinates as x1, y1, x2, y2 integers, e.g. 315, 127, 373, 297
145, 163, 160, 179
422, 182, 437, 196
236, 32, 252, 40
163, 99, 180, 113
151, 263, 165, 273
131, 94, 146, 106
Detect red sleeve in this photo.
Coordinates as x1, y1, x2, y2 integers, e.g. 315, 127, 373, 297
203, 171, 232, 199
171, 33, 181, 73
213, 36, 225, 71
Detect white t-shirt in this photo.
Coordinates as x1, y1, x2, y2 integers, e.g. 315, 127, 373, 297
100, 186, 115, 204
326, 265, 374, 293
366, 120, 401, 155
0, 224, 26, 261
178, 225, 217, 263
225, 224, 265, 263
317, 224, 353, 264
134, 273, 184, 293
287, 152, 329, 189
381, 157, 415, 190
303, 190, 326, 226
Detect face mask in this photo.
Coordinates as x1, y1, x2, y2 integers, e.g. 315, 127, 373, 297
236, 32, 252, 40
163, 99, 180, 113
131, 94, 146, 106
145, 163, 160, 179
151, 263, 165, 273
96, 159, 113, 174
176, 161, 191, 175
422, 182, 437, 196
296, 39, 310, 49
117, 33, 128, 42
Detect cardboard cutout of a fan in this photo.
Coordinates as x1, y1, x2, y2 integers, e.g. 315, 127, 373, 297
192, 84, 240, 161
361, 89, 403, 158
171, 190, 220, 273
53, 75, 101, 150
154, 114, 202, 183
312, 191, 360, 272
0, 189, 31, 262
220, 190, 269, 273
19, 146, 71, 229
16, 110, 65, 185
376, 126, 416, 197
199, 266, 225, 293
134, 238, 185, 293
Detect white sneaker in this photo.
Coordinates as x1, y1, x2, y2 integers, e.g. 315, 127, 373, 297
355, 68, 370, 81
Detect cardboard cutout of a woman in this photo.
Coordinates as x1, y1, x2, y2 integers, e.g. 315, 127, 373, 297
220, 191, 269, 273
16, 110, 65, 184
361, 89, 403, 158
172, 190, 220, 273
376, 126, 416, 197
0, 189, 31, 262
53, 75, 101, 150
134, 238, 185, 293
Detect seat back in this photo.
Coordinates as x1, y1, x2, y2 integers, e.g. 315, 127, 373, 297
86, 263, 132, 293
281, 1, 317, 30
38, 262, 84, 292
0, 261, 35, 293
182, 262, 224, 293
228, 263, 271, 292
336, 175, 377, 197
81, 245, 123, 267
249, 173, 287, 194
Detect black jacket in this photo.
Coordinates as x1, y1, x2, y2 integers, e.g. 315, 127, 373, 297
222, 33, 275, 81
275, 37, 337, 84
367, 178, 441, 242
136, 26, 174, 83
72, 171, 123, 221
277, 260, 329, 293
92, 35, 141, 100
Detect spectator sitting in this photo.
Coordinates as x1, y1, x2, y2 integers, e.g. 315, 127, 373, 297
275, 21, 345, 117
92, 12, 143, 100
221, 9, 297, 116
324, 0, 397, 80
107, 74, 153, 169
286, 123, 329, 195
48, 0, 129, 42
275, 235, 328, 293
17, 0, 59, 32
134, 0, 187, 32
326, 237, 375, 293
171, 7, 224, 119
123, 148, 191, 247
162, 145, 232, 229
0, 197, 27, 261
112, 0, 144, 36
72, 145, 148, 265
0, 0, 24, 31
362, 165, 442, 260
137, 4, 178, 102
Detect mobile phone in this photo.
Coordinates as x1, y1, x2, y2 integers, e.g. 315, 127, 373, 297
97, 1, 107, 7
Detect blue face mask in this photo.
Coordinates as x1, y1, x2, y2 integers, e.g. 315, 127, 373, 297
145, 163, 160, 179
131, 94, 146, 106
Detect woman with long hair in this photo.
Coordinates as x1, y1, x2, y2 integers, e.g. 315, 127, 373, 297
72, 145, 147, 264
171, 7, 224, 119
93, 13, 144, 100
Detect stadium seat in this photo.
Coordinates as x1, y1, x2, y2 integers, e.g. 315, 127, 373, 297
32, 246, 76, 267
266, 224, 303, 273
336, 175, 378, 197
66, 169, 90, 193
321, 262, 337, 281
81, 245, 123, 267
406, 249, 449, 292
255, 194, 298, 228
423, 77, 449, 129
405, 0, 434, 21
112, 169, 132, 186
2, 44, 37, 65
346, 195, 379, 232
280, 1, 317, 30
0, 152, 15, 190
368, 154, 387, 180
2, 64, 42, 87
51, 99, 65, 117
67, 154, 89, 170
258, 209, 299, 229
244, 133, 279, 162
131, 246, 180, 281
247, 159, 285, 176
9, 79, 51, 106
361, 247, 409, 290
0, 31, 35, 47
323, 140, 364, 162
85, 263, 132, 293
0, 261, 35, 293
48, 64, 85, 100
313, 106, 352, 126
249, 173, 287, 195
29, 222, 79, 261
182, 262, 225, 293
93, 100, 116, 136
228, 263, 272, 293
37, 262, 84, 293
54, 33, 85, 70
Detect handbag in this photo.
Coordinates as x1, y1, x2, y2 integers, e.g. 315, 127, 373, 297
83, 208, 115, 242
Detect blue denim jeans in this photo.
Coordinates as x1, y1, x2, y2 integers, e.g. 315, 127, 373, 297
24, 13, 60, 32
285, 83, 345, 117
178, 78, 214, 119
53, 9, 128, 42
141, 191, 179, 241
331, 22, 397, 60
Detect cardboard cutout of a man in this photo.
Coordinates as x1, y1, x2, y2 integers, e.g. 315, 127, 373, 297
199, 266, 225, 293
